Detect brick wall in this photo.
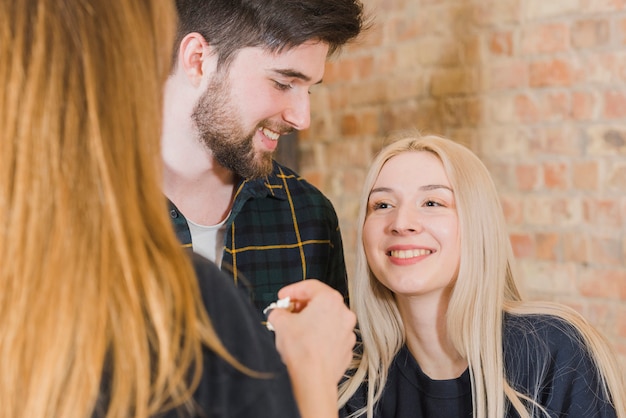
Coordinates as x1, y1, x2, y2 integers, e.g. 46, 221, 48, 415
299, 0, 626, 369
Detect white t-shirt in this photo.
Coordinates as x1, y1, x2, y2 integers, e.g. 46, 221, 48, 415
186, 215, 228, 267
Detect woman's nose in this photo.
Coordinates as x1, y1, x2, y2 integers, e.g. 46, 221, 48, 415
390, 206, 422, 234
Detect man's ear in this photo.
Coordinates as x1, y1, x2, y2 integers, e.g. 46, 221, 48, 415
177, 32, 216, 87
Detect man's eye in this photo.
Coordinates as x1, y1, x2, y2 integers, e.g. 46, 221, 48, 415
273, 81, 292, 91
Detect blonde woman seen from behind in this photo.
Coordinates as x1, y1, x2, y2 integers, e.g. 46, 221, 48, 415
338, 134, 625, 418
0, 1, 355, 417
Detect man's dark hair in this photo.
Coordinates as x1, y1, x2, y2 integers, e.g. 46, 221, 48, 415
174, 0, 365, 68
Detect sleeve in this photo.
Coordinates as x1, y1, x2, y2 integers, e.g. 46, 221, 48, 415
542, 325, 617, 418
188, 254, 301, 418
505, 315, 617, 418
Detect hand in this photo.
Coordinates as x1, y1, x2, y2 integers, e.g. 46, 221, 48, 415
268, 280, 356, 418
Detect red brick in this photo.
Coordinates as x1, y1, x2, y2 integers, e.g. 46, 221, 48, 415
573, 160, 599, 190
536, 233, 560, 261
582, 0, 626, 13
529, 58, 574, 87
522, 23, 569, 54
572, 19, 610, 49
585, 126, 626, 156
523, 196, 554, 226
301, 170, 323, 189
525, 0, 580, 19
589, 236, 624, 266
462, 35, 482, 66
489, 31, 514, 56
442, 97, 483, 127
473, 0, 522, 26
579, 268, 626, 299
543, 126, 583, 156
510, 233, 535, 258
391, 15, 429, 42
524, 196, 581, 227
486, 61, 529, 90
324, 58, 351, 83
543, 162, 570, 190
385, 73, 426, 102
358, 109, 381, 136
340, 114, 359, 136
515, 163, 540, 190
375, 50, 398, 77
571, 91, 598, 120
563, 231, 590, 263
486, 161, 514, 189
584, 302, 612, 331
355, 56, 375, 80
583, 198, 623, 227
430, 69, 479, 97
380, 102, 425, 133
347, 79, 387, 107
500, 194, 524, 225
540, 92, 571, 121
514, 94, 541, 123
327, 84, 349, 110
603, 91, 626, 118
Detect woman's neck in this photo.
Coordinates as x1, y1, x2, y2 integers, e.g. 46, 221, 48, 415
396, 292, 468, 380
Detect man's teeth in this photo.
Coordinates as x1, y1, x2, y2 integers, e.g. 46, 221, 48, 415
389, 249, 432, 259
260, 127, 280, 141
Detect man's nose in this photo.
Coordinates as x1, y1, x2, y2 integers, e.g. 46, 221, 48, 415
282, 90, 311, 130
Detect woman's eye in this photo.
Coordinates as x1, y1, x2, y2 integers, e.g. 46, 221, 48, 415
425, 200, 443, 207
372, 202, 390, 210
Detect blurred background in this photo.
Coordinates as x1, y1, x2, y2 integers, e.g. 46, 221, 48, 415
277, 0, 626, 370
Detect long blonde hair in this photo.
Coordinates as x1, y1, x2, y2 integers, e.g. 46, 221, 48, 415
0, 1, 240, 417
338, 133, 625, 418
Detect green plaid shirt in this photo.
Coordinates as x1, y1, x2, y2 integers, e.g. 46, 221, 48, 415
169, 160, 347, 313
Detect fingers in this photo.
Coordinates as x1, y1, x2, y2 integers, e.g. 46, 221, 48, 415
276, 279, 343, 313
269, 281, 357, 384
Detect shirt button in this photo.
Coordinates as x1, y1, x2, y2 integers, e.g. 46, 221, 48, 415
169, 209, 178, 219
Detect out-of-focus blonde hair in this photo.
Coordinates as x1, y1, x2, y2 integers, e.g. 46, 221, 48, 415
338, 133, 625, 418
0, 1, 242, 417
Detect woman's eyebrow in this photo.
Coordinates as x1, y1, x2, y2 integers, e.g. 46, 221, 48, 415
368, 187, 393, 197
419, 184, 453, 192
369, 184, 453, 196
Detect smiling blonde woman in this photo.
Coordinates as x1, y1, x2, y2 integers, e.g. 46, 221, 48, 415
338, 134, 625, 418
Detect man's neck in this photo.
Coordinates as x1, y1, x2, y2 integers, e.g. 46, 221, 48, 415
163, 152, 238, 226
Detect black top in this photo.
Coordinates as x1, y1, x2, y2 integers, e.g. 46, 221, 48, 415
340, 314, 617, 418
96, 254, 300, 418
165, 254, 301, 417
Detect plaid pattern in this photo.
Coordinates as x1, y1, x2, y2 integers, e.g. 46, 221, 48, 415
169, 160, 347, 312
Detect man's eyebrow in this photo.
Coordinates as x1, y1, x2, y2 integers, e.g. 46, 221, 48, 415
271, 68, 323, 84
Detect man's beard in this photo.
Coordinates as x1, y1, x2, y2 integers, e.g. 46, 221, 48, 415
191, 75, 274, 179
